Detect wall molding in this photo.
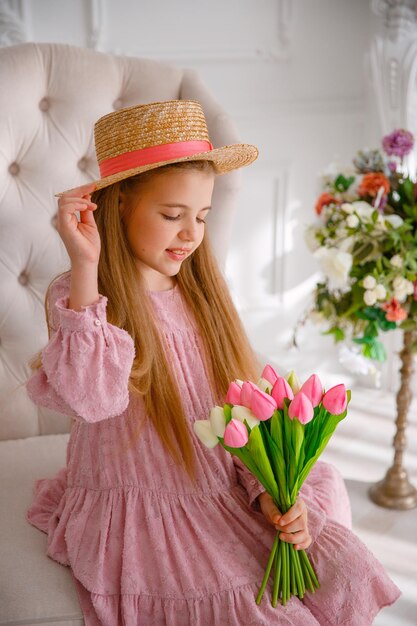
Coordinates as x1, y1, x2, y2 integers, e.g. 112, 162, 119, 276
87, 0, 294, 62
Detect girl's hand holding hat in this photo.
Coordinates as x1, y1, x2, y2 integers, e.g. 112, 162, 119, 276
57, 182, 100, 267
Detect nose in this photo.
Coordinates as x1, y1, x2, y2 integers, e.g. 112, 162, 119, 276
178, 219, 198, 242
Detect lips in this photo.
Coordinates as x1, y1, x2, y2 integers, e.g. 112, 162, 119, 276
166, 248, 191, 261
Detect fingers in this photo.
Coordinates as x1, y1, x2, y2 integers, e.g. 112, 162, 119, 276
276, 498, 311, 550
258, 492, 282, 526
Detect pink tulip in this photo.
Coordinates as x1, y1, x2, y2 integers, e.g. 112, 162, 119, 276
251, 388, 277, 421
240, 381, 257, 408
271, 377, 294, 409
225, 381, 242, 405
223, 418, 249, 448
288, 392, 314, 424
299, 374, 323, 408
261, 364, 279, 386
322, 384, 347, 415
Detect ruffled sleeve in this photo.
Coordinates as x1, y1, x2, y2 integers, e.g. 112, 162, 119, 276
26, 275, 135, 423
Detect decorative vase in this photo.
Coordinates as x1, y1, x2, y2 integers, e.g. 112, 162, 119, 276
369, 330, 417, 510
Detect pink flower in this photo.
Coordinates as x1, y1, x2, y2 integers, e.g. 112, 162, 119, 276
223, 418, 249, 448
261, 364, 279, 386
288, 392, 314, 424
299, 374, 323, 408
251, 388, 277, 421
225, 381, 242, 405
322, 384, 347, 415
240, 381, 257, 408
382, 129, 414, 158
271, 377, 294, 409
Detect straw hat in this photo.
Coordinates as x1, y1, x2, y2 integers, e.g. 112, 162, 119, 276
57, 99, 259, 196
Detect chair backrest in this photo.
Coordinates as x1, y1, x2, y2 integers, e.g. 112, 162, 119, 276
0, 42, 242, 440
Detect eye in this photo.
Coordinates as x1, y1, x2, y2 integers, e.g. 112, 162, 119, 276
162, 214, 180, 221
197, 217, 206, 224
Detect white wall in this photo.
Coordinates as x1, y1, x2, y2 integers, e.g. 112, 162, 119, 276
1, 0, 416, 392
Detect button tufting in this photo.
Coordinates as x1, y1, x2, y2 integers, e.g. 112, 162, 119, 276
8, 162, 20, 176
18, 271, 29, 286
94, 319, 102, 326
78, 157, 89, 171
39, 97, 50, 112
113, 98, 123, 110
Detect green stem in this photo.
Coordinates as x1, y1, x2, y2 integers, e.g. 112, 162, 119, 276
293, 549, 305, 599
272, 538, 282, 607
299, 550, 320, 590
256, 532, 279, 605
290, 547, 297, 596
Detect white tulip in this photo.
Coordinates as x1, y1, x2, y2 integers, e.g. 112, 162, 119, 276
346, 214, 359, 228
209, 406, 226, 438
364, 290, 377, 306
363, 275, 377, 290
231, 405, 260, 429
235, 379, 244, 388
257, 377, 272, 393
390, 254, 403, 268
374, 284, 387, 300
193, 420, 219, 448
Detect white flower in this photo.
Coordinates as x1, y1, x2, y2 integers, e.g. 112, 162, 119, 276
335, 226, 348, 238
304, 225, 321, 252
209, 406, 226, 438
384, 215, 403, 229
193, 420, 219, 448
351, 201, 374, 220
392, 276, 413, 302
257, 377, 272, 393
374, 284, 387, 300
390, 254, 403, 268
346, 214, 360, 228
363, 275, 377, 290
313, 247, 353, 290
341, 203, 354, 214
231, 405, 260, 429
364, 290, 377, 306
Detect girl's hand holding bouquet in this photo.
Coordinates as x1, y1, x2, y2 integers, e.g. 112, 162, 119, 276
194, 365, 350, 607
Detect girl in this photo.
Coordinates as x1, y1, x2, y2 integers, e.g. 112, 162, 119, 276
26, 100, 400, 625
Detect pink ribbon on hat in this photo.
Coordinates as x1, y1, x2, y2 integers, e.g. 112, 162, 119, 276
99, 140, 213, 177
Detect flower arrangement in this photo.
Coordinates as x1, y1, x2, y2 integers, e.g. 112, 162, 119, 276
303, 129, 417, 362
193, 365, 350, 607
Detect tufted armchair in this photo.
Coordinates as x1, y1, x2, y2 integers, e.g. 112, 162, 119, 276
0, 42, 244, 625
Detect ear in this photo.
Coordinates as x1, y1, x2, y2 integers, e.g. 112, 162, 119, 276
119, 191, 127, 215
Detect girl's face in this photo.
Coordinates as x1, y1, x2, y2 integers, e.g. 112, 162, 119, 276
120, 168, 215, 291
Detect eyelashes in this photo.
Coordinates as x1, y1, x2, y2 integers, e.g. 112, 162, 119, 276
161, 214, 206, 224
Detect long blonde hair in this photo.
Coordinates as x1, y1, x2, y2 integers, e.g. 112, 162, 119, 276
34, 161, 260, 481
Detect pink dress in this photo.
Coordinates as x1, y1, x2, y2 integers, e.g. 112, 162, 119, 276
26, 273, 400, 626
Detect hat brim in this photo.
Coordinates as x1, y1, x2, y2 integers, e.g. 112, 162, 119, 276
55, 143, 258, 197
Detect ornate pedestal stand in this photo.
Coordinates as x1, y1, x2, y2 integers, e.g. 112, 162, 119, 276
369, 330, 417, 510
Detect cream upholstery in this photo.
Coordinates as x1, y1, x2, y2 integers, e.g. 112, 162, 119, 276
0, 42, 243, 624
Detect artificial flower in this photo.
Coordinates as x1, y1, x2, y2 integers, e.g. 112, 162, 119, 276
300, 128, 417, 364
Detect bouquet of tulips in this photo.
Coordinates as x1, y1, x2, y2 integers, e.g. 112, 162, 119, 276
193, 365, 350, 607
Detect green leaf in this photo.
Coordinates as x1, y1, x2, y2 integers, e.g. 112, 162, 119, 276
399, 319, 417, 331
322, 326, 345, 342
247, 426, 279, 502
